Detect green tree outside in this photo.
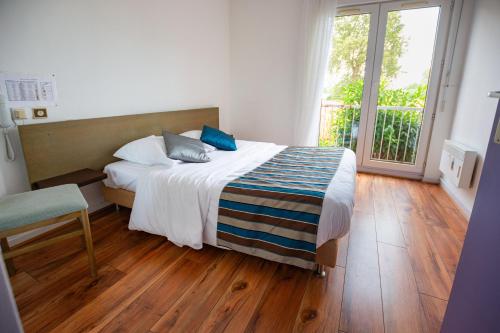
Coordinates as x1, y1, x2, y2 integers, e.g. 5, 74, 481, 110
329, 13, 407, 84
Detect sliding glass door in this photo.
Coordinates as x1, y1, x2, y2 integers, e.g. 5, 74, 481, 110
319, 0, 452, 176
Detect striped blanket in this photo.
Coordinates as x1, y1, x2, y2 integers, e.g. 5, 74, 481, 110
216, 146, 345, 269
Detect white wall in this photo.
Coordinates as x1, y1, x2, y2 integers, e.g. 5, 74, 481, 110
441, 0, 500, 216
423, 0, 473, 184
0, 0, 230, 197
229, 0, 302, 145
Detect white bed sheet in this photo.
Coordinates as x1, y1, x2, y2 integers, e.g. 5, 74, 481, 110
103, 160, 155, 192
105, 140, 356, 249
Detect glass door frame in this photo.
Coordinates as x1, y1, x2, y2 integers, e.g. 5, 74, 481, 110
360, 0, 453, 175
334, 3, 380, 168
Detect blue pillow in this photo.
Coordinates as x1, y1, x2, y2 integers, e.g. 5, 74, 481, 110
200, 125, 237, 151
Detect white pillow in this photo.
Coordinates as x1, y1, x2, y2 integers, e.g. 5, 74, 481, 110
180, 130, 216, 152
180, 130, 202, 139
114, 135, 176, 167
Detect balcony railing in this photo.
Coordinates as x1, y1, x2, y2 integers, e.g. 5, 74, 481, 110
319, 101, 424, 165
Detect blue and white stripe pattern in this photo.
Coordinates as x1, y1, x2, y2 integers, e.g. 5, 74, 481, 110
217, 147, 345, 269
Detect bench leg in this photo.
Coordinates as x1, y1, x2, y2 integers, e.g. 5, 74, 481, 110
76, 217, 87, 248
80, 209, 97, 278
1, 238, 16, 276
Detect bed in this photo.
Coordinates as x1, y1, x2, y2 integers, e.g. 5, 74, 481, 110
103, 139, 356, 271
18, 107, 355, 273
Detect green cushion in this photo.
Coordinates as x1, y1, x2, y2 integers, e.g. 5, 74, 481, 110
0, 184, 88, 232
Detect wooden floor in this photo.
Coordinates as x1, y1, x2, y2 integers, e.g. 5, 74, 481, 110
9, 174, 468, 333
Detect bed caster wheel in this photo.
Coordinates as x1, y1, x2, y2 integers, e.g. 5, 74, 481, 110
314, 264, 326, 278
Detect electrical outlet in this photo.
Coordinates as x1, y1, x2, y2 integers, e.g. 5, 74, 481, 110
32, 108, 48, 119
12, 108, 27, 120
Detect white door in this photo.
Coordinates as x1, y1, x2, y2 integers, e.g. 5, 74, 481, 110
320, 0, 452, 177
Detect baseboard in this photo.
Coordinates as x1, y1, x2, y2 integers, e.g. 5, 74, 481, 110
88, 204, 116, 221
357, 165, 423, 180
440, 176, 473, 219
422, 176, 440, 184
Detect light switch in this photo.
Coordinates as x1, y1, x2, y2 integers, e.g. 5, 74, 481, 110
495, 119, 500, 145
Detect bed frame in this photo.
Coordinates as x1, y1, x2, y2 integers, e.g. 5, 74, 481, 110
19, 107, 338, 273
102, 186, 338, 270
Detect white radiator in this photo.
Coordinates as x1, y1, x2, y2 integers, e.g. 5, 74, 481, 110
439, 140, 477, 188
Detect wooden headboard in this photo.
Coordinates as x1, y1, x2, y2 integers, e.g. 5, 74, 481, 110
18, 107, 219, 184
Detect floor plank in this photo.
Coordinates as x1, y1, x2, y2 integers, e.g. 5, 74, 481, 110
150, 251, 244, 332
293, 266, 345, 333
108, 234, 166, 273
403, 180, 449, 228
423, 183, 457, 210
245, 264, 310, 332
420, 183, 469, 241
399, 215, 453, 300
10, 272, 38, 298
198, 257, 278, 332
354, 173, 374, 214
438, 206, 469, 242
339, 212, 384, 333
373, 176, 407, 247
23, 265, 124, 333
425, 225, 462, 279
378, 242, 426, 333
390, 179, 455, 300
99, 248, 220, 333
420, 293, 448, 333
49, 242, 187, 332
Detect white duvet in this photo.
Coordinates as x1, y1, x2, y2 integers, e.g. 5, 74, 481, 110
129, 140, 356, 250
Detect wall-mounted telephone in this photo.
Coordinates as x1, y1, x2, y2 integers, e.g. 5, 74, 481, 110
0, 93, 16, 161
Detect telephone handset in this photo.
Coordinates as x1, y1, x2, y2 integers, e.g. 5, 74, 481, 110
0, 93, 14, 128
0, 93, 16, 161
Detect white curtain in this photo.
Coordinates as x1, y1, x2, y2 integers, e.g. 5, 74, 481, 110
294, 0, 337, 146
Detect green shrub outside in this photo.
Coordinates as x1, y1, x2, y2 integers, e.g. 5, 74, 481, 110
319, 79, 427, 164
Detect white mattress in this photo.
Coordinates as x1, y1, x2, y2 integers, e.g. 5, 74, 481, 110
104, 140, 356, 249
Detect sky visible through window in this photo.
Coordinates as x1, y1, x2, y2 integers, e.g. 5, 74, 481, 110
390, 7, 440, 89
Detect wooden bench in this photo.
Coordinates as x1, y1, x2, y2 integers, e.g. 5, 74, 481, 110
0, 184, 97, 278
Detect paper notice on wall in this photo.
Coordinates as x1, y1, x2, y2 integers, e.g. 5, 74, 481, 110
39, 80, 56, 102
0, 73, 58, 107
